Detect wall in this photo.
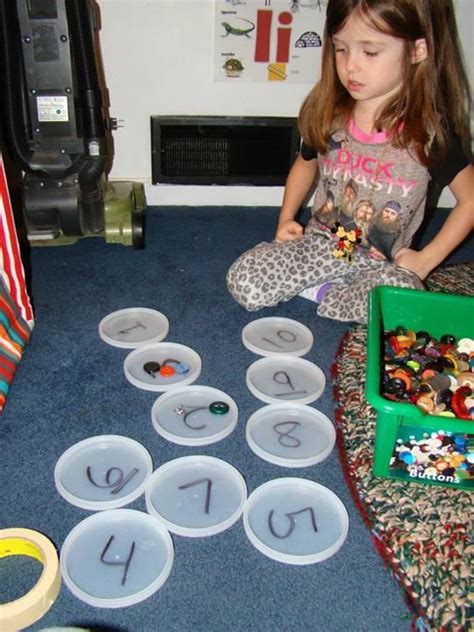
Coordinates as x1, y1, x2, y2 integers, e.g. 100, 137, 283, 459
97, 0, 473, 208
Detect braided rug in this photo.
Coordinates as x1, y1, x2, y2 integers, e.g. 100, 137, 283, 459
332, 263, 474, 631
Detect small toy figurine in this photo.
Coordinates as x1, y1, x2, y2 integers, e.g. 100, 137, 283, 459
331, 222, 362, 263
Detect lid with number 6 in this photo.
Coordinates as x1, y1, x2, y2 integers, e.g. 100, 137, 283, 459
54, 435, 153, 510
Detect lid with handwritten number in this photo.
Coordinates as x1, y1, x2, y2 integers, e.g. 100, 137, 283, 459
99, 308, 169, 348
151, 385, 239, 446
242, 317, 313, 357
145, 456, 247, 537
124, 342, 202, 391
243, 478, 349, 565
246, 403, 335, 467
246, 355, 326, 405
54, 435, 153, 511
60, 509, 174, 608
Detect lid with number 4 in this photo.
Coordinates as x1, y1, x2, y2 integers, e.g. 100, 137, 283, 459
54, 435, 153, 511
145, 456, 247, 537
242, 317, 314, 357
60, 509, 174, 608
243, 478, 349, 565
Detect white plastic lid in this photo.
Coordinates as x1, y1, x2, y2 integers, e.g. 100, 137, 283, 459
98, 308, 169, 348
243, 478, 349, 565
54, 435, 153, 510
242, 317, 313, 357
246, 403, 336, 467
246, 355, 326, 405
151, 385, 238, 446
145, 456, 247, 537
60, 509, 174, 608
124, 342, 201, 391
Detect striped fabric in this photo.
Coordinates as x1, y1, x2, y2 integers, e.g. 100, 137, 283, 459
0, 153, 33, 411
0, 154, 34, 324
0, 279, 31, 410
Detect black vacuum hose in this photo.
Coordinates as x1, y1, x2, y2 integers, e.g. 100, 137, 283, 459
66, 0, 108, 233
0, 0, 41, 173
65, 0, 106, 139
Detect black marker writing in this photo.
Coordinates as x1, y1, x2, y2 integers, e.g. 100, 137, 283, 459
268, 507, 318, 539
100, 535, 135, 585
86, 466, 140, 495
178, 477, 213, 514
118, 321, 146, 334
273, 370, 307, 398
273, 421, 302, 448
175, 405, 208, 430
262, 329, 297, 349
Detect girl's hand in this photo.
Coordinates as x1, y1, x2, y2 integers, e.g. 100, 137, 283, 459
394, 247, 430, 280
275, 220, 304, 243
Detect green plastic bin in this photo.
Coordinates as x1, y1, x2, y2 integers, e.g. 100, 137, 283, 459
366, 286, 474, 489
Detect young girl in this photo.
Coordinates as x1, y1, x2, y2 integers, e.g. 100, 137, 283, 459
226, 0, 473, 323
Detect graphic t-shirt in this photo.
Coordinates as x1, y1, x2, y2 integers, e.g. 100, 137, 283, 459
301, 120, 469, 260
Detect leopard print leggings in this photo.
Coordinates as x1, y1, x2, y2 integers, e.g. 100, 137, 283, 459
226, 220, 424, 324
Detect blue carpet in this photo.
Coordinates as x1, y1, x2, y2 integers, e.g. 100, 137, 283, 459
1, 206, 472, 632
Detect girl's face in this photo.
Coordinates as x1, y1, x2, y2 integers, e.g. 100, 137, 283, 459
332, 11, 406, 117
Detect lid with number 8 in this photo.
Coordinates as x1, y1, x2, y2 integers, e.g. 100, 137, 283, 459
246, 403, 336, 467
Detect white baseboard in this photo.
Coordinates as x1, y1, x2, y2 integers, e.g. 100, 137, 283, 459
112, 178, 455, 209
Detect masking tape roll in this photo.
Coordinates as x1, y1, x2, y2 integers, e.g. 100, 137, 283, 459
0, 528, 61, 632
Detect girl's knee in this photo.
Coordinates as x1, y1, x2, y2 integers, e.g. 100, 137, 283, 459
226, 262, 262, 311
391, 267, 425, 291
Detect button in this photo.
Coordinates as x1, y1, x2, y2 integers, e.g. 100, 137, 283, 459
143, 361, 160, 376
209, 401, 230, 415
160, 365, 176, 377
175, 362, 190, 374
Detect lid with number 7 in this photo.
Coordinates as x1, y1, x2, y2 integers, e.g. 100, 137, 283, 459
145, 456, 247, 537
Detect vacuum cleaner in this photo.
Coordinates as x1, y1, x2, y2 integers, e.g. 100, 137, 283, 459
0, 0, 145, 248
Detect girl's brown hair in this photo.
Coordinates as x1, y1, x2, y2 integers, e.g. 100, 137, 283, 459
298, 0, 471, 165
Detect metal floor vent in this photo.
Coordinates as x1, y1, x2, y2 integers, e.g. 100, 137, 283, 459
151, 116, 299, 186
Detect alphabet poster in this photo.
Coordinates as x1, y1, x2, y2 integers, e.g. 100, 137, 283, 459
214, 0, 326, 83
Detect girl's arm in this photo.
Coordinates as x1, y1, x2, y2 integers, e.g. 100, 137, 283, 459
395, 163, 474, 280
275, 154, 318, 242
